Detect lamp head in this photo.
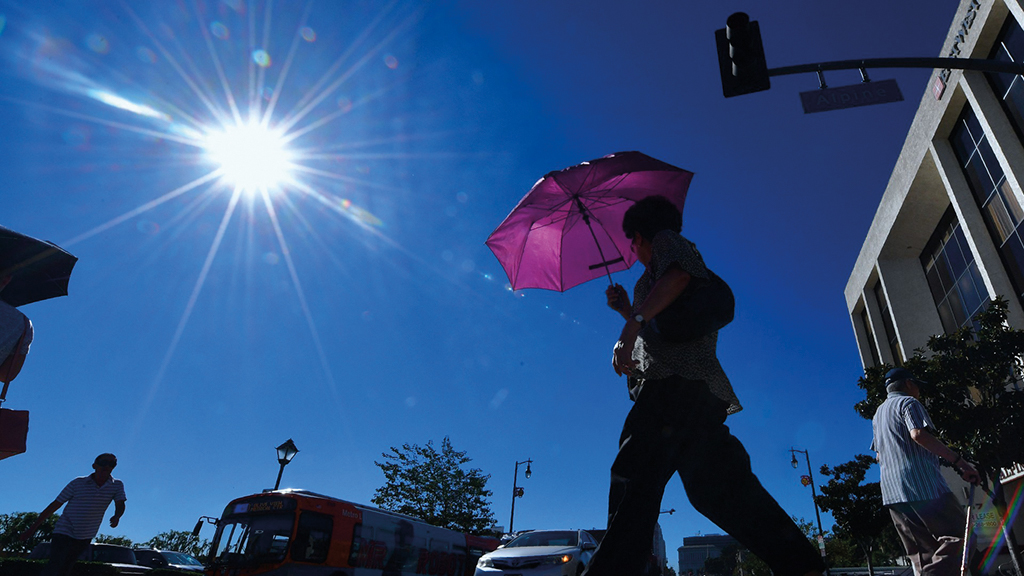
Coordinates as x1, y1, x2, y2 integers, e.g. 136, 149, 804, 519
276, 439, 299, 465
791, 454, 799, 469
525, 462, 532, 479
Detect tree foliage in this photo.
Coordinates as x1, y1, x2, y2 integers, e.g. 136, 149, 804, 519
815, 455, 903, 574
94, 534, 134, 547
854, 298, 1024, 479
144, 529, 211, 558
0, 512, 58, 554
372, 437, 497, 535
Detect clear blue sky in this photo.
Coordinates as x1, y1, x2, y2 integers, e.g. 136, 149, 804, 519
0, 0, 959, 568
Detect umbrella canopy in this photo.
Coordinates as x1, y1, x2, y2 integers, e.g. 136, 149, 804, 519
486, 151, 693, 291
0, 226, 78, 307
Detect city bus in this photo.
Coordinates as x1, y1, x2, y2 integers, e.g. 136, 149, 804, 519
204, 489, 501, 576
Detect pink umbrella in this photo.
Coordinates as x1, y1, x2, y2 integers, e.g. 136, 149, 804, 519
486, 151, 693, 291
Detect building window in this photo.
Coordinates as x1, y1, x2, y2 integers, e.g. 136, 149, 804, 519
859, 308, 881, 367
948, 105, 1024, 304
872, 283, 903, 365
987, 16, 1024, 144
920, 207, 990, 334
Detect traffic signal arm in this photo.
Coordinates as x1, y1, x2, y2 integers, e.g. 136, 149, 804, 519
768, 56, 1024, 78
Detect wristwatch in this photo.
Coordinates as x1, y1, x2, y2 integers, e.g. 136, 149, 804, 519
633, 314, 646, 327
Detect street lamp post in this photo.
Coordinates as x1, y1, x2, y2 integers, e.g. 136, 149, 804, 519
274, 439, 299, 490
509, 459, 532, 534
790, 448, 829, 574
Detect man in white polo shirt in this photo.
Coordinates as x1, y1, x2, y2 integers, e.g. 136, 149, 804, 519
20, 453, 127, 576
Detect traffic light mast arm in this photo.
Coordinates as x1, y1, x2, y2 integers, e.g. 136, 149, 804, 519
768, 57, 1024, 78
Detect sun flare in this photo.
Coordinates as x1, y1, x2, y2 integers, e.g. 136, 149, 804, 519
204, 122, 294, 193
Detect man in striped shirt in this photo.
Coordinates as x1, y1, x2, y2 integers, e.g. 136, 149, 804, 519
19, 453, 127, 576
872, 368, 979, 574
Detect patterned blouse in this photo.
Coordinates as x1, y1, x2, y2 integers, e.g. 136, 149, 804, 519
630, 230, 742, 414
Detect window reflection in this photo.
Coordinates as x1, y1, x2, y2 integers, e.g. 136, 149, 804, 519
920, 207, 990, 334
949, 104, 1024, 305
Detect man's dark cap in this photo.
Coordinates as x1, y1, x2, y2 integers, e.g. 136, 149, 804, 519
885, 367, 926, 388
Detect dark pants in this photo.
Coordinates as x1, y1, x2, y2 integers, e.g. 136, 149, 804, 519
41, 533, 90, 576
582, 376, 825, 576
888, 492, 966, 575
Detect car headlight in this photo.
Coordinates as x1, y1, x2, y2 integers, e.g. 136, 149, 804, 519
478, 556, 494, 568
541, 554, 573, 565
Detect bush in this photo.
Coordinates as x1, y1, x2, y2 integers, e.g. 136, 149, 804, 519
0, 557, 43, 576
0, 558, 129, 576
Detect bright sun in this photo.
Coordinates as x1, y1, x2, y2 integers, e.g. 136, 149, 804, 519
204, 122, 294, 193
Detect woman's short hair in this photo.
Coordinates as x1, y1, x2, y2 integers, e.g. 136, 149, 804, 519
622, 195, 682, 240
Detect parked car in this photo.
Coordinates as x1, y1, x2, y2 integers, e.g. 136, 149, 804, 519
29, 542, 151, 575
134, 548, 205, 572
475, 529, 598, 576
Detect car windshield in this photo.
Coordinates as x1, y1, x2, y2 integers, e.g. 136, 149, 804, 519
505, 531, 578, 548
211, 513, 294, 566
164, 551, 203, 566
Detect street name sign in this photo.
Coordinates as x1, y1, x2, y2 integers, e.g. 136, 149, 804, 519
800, 79, 903, 114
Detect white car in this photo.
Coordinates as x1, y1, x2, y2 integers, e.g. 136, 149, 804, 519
475, 529, 598, 576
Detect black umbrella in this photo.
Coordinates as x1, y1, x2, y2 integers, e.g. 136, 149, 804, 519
0, 226, 78, 307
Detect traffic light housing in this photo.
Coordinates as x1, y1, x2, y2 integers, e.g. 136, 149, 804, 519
715, 12, 770, 97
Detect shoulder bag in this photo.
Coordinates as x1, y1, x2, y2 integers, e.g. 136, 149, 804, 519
651, 270, 734, 342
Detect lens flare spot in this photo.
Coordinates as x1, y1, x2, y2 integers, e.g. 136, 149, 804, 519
300, 27, 316, 42
490, 388, 508, 409
334, 198, 382, 228
336, 97, 352, 113
262, 86, 273, 101
222, 0, 243, 12
136, 46, 157, 63
204, 122, 294, 193
136, 220, 160, 235
384, 55, 398, 69
211, 21, 229, 39
86, 34, 109, 54
263, 252, 280, 265
61, 125, 90, 149
252, 49, 271, 67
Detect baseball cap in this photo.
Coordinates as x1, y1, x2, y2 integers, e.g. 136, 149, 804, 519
885, 367, 926, 387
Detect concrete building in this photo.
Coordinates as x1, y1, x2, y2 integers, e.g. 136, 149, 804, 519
844, 0, 1024, 559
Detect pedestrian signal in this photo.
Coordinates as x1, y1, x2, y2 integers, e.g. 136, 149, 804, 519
715, 12, 770, 97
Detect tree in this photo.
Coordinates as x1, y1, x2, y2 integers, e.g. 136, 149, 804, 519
145, 529, 211, 558
94, 534, 134, 547
855, 298, 1024, 565
372, 437, 497, 535
815, 455, 903, 575
734, 545, 772, 576
0, 511, 58, 554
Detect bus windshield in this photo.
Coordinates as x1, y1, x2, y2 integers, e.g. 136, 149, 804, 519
211, 513, 294, 566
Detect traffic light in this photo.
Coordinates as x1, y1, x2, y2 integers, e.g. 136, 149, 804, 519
715, 12, 770, 97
